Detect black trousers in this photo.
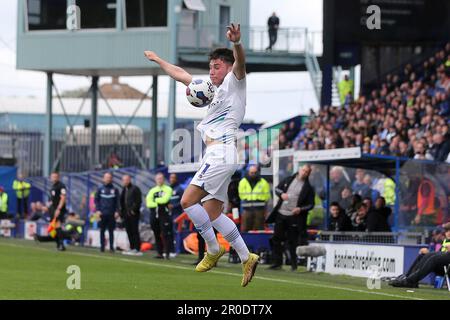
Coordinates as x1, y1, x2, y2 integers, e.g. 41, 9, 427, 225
268, 29, 278, 48
271, 213, 308, 267
36, 230, 72, 243
197, 230, 205, 260
49, 209, 66, 248
100, 214, 116, 251
124, 214, 141, 251
407, 252, 450, 283
150, 210, 173, 256
17, 197, 29, 218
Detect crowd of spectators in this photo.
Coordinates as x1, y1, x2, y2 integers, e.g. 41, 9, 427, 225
275, 43, 450, 163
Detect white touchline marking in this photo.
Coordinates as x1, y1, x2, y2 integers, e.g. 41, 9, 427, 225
0, 241, 425, 300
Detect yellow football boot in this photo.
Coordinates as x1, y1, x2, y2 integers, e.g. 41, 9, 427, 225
195, 246, 226, 272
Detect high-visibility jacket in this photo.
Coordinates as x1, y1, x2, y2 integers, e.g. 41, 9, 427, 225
338, 79, 354, 104
383, 178, 396, 206
12, 180, 31, 199
146, 184, 173, 209
0, 192, 8, 212
238, 177, 271, 208
441, 238, 450, 253
417, 179, 435, 216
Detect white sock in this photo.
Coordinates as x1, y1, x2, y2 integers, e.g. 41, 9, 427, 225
212, 214, 249, 263
184, 204, 219, 254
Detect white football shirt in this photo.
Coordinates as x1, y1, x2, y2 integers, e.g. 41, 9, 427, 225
196, 71, 246, 144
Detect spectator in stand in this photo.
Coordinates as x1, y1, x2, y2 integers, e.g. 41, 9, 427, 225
429, 133, 450, 161
413, 178, 440, 226
281, 42, 450, 164
413, 141, 434, 160
346, 194, 362, 222
362, 197, 373, 213
352, 203, 368, 231
338, 75, 354, 106
363, 174, 380, 203
328, 202, 352, 232
352, 169, 370, 199
29, 201, 50, 222
107, 152, 123, 169
329, 166, 350, 204
338, 186, 353, 211
285, 121, 299, 141
370, 196, 392, 232
278, 133, 290, 150
344, 91, 353, 109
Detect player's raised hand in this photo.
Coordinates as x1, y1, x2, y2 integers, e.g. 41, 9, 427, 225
226, 23, 241, 43
144, 50, 159, 62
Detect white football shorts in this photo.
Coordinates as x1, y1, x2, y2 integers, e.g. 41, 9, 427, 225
190, 143, 240, 203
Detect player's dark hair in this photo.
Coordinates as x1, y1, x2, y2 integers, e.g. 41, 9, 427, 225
208, 48, 234, 65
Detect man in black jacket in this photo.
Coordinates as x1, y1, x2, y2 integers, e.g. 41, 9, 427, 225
266, 164, 315, 271
367, 197, 392, 232
266, 12, 280, 51
328, 202, 352, 231
120, 175, 142, 256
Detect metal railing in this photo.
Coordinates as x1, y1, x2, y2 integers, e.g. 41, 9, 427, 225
316, 231, 426, 245
177, 24, 323, 54
305, 30, 322, 103
0, 128, 166, 175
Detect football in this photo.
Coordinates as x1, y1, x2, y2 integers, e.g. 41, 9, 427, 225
186, 79, 215, 108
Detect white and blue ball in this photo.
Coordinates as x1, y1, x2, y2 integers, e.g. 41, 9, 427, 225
186, 79, 215, 108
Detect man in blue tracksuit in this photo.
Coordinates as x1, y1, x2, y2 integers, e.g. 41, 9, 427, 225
168, 173, 185, 256
95, 172, 120, 253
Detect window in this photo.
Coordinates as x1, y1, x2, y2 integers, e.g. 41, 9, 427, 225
125, 0, 167, 28
77, 0, 116, 29
27, 0, 66, 30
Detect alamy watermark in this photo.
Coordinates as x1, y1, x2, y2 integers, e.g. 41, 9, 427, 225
66, 5, 81, 31
364, 5, 381, 30
366, 265, 381, 290
66, 265, 81, 290
169, 124, 280, 175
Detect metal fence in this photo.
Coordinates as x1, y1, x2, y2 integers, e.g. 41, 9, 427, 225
177, 24, 323, 54
316, 231, 426, 245
272, 149, 450, 231
0, 128, 166, 176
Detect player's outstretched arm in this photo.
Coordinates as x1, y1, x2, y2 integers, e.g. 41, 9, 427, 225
144, 50, 192, 86
226, 23, 246, 80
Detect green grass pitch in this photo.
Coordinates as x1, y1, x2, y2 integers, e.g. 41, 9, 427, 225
0, 238, 448, 300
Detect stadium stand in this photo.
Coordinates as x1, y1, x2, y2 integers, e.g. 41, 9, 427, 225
276, 43, 450, 163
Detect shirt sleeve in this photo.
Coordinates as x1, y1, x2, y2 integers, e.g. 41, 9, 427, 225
146, 189, 157, 209
155, 186, 173, 205
229, 70, 246, 90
